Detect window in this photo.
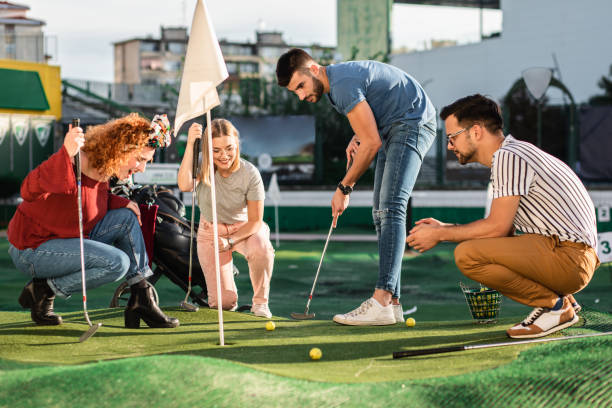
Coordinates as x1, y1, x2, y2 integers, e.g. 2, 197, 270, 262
140, 41, 160, 52
5, 24, 16, 59
163, 60, 181, 72
226, 62, 238, 75
240, 62, 258, 73
141, 58, 162, 70
167, 42, 185, 54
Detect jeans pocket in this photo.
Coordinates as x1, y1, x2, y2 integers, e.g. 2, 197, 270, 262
415, 119, 437, 158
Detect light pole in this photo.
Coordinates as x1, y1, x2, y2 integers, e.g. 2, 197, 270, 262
522, 67, 553, 148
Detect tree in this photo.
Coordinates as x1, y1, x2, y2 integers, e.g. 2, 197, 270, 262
589, 64, 612, 105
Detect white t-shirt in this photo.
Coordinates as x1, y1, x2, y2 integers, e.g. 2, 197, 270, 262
196, 159, 265, 224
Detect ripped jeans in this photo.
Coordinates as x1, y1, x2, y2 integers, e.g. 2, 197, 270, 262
373, 118, 436, 298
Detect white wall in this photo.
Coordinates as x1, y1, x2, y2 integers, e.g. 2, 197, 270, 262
391, 0, 611, 111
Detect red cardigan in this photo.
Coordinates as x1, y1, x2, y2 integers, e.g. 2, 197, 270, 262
8, 146, 130, 250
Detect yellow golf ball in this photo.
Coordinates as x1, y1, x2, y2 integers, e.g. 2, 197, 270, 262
309, 347, 322, 360
405, 317, 416, 327
265, 321, 275, 331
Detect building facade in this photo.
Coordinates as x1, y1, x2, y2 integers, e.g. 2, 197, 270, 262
113, 27, 335, 86
0, 1, 46, 62
114, 26, 188, 85
391, 0, 611, 109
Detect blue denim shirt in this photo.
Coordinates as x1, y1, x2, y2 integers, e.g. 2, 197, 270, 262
325, 61, 435, 138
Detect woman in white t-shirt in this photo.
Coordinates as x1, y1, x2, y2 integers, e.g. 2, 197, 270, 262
178, 119, 275, 318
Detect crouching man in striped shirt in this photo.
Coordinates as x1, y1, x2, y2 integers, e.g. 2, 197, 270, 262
407, 94, 600, 339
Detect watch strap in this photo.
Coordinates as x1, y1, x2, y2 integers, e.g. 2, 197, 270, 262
337, 182, 353, 195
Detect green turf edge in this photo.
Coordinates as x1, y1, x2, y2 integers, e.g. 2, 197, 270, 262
1, 329, 611, 408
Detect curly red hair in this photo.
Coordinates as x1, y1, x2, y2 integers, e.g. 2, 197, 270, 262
81, 113, 151, 179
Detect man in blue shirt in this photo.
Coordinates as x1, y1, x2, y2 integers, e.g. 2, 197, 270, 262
276, 48, 437, 325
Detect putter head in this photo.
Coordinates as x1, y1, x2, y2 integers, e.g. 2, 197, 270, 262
79, 323, 102, 343
180, 300, 199, 312
290, 312, 315, 320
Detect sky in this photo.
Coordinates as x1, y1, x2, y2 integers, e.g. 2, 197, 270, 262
24, 0, 502, 83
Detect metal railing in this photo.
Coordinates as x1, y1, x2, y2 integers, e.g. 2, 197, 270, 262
63, 78, 179, 106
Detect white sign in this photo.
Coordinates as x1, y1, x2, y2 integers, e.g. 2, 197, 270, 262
258, 153, 273, 171
132, 163, 180, 185
597, 231, 612, 264
0, 115, 9, 146
597, 206, 611, 222
12, 118, 29, 146
32, 120, 52, 147
522, 67, 552, 100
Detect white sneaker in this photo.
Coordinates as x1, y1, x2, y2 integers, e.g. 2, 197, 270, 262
333, 298, 396, 326
506, 297, 578, 339
251, 303, 272, 318
393, 304, 404, 323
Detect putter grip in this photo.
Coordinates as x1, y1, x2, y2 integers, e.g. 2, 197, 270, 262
392, 345, 464, 359
72, 118, 81, 181
192, 138, 201, 176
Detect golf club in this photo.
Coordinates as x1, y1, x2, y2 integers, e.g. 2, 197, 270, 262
392, 330, 612, 359
73, 118, 102, 342
180, 137, 201, 312
291, 151, 357, 320
291, 220, 335, 320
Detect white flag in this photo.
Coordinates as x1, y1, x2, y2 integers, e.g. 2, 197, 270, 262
267, 173, 281, 205
174, 0, 228, 136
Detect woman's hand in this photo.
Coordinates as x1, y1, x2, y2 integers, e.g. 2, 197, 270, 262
217, 236, 231, 252
188, 123, 203, 146
64, 124, 84, 158
125, 201, 142, 226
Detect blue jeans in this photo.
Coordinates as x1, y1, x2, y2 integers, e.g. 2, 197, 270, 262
373, 118, 437, 298
8, 208, 151, 298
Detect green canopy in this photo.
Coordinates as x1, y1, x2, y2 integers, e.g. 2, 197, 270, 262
0, 68, 49, 111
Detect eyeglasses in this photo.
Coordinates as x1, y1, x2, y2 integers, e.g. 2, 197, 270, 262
212, 145, 237, 156
446, 126, 471, 147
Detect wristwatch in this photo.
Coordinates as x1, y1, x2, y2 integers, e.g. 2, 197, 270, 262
337, 182, 353, 195
228, 237, 235, 248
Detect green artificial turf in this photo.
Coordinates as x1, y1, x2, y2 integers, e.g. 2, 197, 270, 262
0, 309, 611, 408
0, 307, 535, 382
1, 236, 612, 407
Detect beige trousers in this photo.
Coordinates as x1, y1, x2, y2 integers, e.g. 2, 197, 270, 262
196, 219, 274, 310
455, 234, 599, 308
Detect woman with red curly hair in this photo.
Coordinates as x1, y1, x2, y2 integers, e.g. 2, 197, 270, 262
7, 113, 179, 329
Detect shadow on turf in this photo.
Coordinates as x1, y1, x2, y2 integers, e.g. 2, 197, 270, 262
159, 326, 513, 365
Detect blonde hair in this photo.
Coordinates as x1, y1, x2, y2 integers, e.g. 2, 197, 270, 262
200, 118, 241, 186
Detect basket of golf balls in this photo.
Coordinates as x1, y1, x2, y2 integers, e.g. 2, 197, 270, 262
460, 282, 502, 323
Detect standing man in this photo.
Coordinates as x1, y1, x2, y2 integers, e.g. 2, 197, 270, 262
407, 94, 599, 338
276, 48, 437, 325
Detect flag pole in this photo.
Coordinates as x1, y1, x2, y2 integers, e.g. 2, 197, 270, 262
274, 203, 280, 248
206, 109, 224, 346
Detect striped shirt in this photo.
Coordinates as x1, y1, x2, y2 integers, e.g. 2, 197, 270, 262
491, 135, 597, 249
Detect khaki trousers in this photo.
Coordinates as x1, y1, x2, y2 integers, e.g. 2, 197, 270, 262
454, 234, 599, 308
197, 219, 274, 310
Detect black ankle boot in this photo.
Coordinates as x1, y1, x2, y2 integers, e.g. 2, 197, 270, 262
124, 280, 179, 328
18, 279, 62, 325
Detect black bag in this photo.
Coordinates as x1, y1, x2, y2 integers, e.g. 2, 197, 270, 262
116, 183, 208, 306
